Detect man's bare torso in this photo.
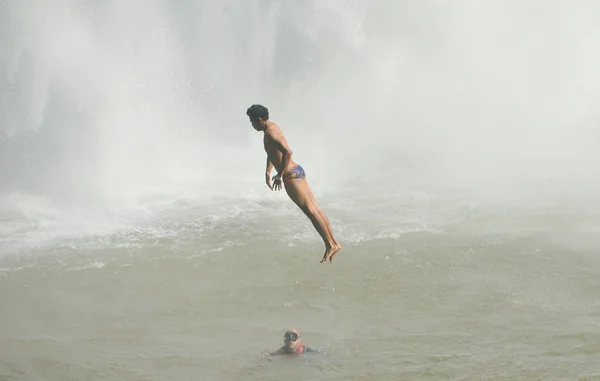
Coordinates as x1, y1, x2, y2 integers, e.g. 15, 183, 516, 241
263, 122, 297, 174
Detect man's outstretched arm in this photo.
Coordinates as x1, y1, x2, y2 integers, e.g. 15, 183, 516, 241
265, 158, 274, 190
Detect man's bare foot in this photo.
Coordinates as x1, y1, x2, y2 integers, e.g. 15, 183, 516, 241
320, 244, 342, 263
329, 244, 341, 262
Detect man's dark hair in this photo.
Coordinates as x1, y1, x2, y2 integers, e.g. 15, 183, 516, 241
246, 104, 269, 120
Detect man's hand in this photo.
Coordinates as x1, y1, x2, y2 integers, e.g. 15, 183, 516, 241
272, 174, 283, 191
265, 172, 273, 190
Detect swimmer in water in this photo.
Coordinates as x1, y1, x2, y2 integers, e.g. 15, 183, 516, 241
269, 329, 318, 355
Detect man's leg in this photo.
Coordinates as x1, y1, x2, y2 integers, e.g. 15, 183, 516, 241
316, 208, 339, 249
284, 178, 341, 262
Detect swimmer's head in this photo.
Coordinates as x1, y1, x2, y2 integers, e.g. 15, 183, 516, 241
283, 328, 301, 349
246, 104, 269, 131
